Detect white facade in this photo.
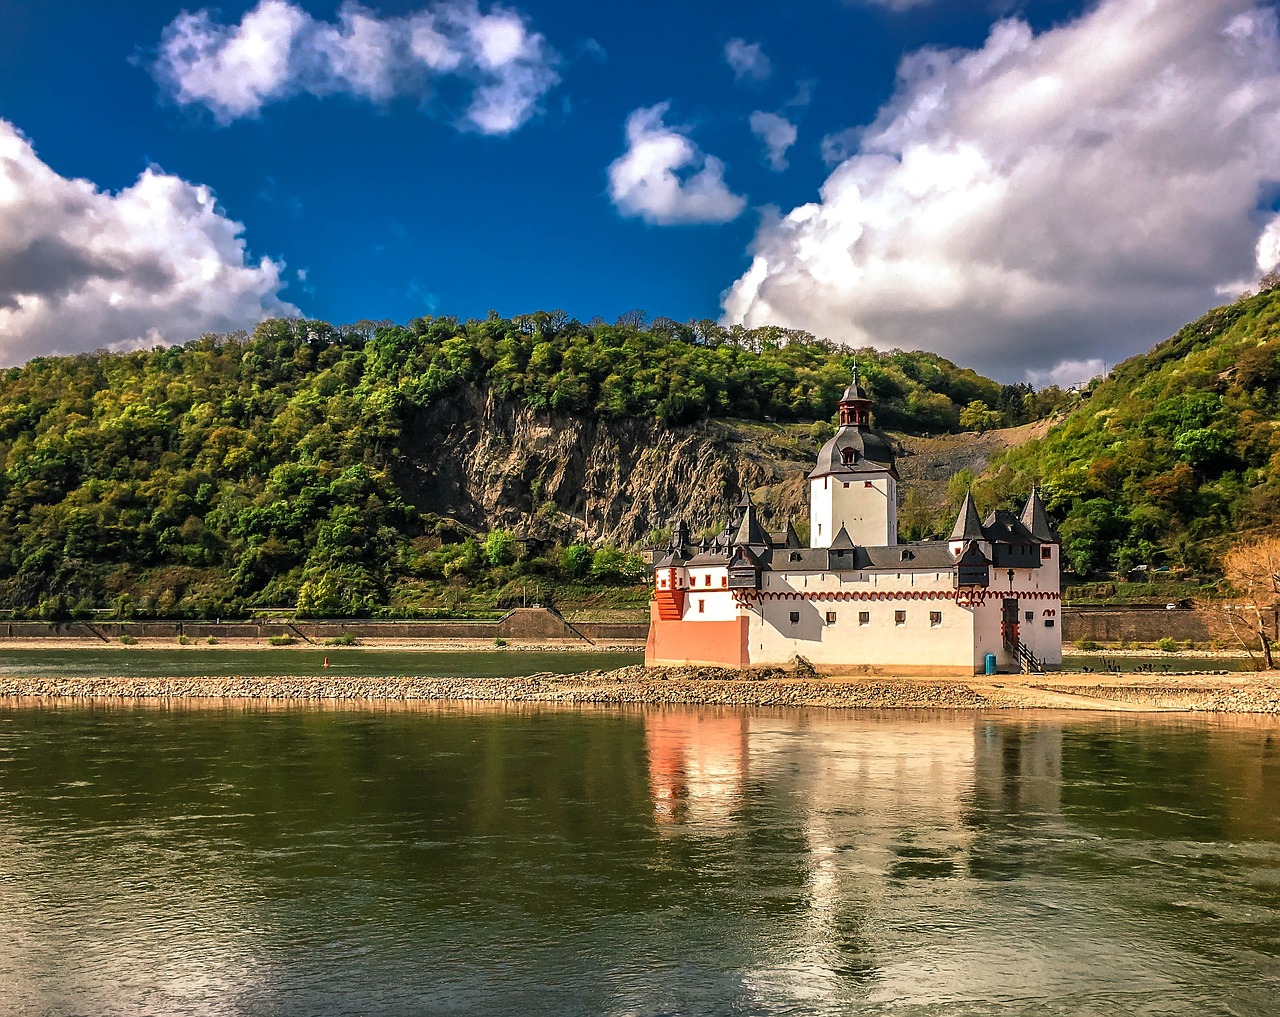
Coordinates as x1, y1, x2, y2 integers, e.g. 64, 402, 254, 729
646, 377, 1062, 674
809, 473, 898, 549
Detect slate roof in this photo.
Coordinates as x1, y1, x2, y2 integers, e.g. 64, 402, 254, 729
1019, 487, 1058, 542
755, 541, 959, 573
981, 509, 1038, 545
949, 491, 985, 542
809, 425, 898, 479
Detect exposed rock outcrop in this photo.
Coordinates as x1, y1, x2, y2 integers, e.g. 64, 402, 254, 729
397, 386, 812, 546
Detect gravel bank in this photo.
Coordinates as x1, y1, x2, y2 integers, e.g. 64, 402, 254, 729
3, 665, 1280, 713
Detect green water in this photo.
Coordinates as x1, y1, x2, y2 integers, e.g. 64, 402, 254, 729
0, 705, 1278, 1015
0, 647, 642, 679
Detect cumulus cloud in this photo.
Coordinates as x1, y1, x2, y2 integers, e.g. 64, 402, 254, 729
0, 119, 296, 366
154, 0, 559, 134
1025, 358, 1107, 390
723, 0, 1280, 382
608, 103, 747, 226
749, 111, 797, 171
724, 38, 771, 82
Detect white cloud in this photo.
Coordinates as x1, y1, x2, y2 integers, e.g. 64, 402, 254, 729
723, 0, 1280, 382
749, 111, 797, 171
1025, 358, 1106, 390
608, 103, 747, 226
154, 0, 559, 135
1257, 212, 1280, 273
0, 119, 296, 366
725, 38, 771, 82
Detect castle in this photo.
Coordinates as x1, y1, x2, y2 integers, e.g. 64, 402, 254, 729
645, 375, 1061, 674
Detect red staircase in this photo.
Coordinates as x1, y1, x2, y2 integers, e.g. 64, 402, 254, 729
653, 588, 685, 620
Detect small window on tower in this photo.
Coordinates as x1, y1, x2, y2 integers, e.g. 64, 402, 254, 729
1042, 545, 1052, 559
789, 611, 800, 624
843, 482, 850, 488
930, 611, 942, 627
825, 611, 837, 624
895, 610, 906, 626
698, 599, 705, 614
1025, 611, 1033, 622
858, 611, 870, 626
864, 481, 873, 488
721, 577, 727, 588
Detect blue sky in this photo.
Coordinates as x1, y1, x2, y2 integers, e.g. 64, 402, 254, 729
1, 0, 1278, 383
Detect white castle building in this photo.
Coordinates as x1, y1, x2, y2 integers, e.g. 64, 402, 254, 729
645, 375, 1062, 674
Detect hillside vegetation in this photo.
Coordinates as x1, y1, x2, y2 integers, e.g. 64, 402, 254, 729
0, 313, 1043, 619
977, 287, 1280, 577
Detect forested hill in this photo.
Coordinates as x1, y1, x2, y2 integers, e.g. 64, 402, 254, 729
0, 313, 1047, 619
977, 286, 1280, 577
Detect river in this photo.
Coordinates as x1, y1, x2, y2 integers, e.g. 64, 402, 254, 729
0, 703, 1277, 1015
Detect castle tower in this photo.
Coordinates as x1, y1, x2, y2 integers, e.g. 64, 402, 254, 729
809, 371, 899, 548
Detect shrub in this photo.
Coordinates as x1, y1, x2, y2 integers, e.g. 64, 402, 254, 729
324, 633, 360, 646
1157, 637, 1179, 652
206, 636, 218, 645
177, 634, 191, 645
268, 633, 296, 646
119, 634, 137, 645
494, 637, 507, 647
1074, 638, 1100, 651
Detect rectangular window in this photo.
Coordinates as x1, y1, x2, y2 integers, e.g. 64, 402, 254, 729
843, 482, 849, 488
1025, 611, 1033, 622
1045, 619, 1055, 628
895, 610, 906, 626
930, 611, 942, 627
721, 577, 727, 588
865, 481, 873, 488
826, 611, 837, 624
698, 599, 704, 613
789, 611, 800, 624
1042, 545, 1052, 559
859, 611, 870, 626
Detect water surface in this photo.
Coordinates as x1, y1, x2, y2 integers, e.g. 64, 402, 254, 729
0, 705, 1277, 1015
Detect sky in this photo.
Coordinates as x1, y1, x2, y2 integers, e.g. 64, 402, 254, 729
2, 0, 1280, 385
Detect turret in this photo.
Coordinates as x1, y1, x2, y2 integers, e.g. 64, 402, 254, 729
809, 369, 899, 548
948, 490, 985, 558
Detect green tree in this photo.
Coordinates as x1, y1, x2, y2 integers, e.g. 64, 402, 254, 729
483, 529, 517, 567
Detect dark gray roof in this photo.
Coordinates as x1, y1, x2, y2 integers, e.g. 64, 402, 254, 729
732, 501, 770, 547
686, 551, 729, 566
1019, 487, 1058, 542
982, 509, 1038, 545
839, 375, 868, 403
829, 523, 856, 549
757, 541, 960, 573
809, 425, 897, 479
949, 491, 984, 542
956, 540, 990, 567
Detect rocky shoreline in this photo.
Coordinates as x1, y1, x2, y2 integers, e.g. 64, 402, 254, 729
2, 665, 1280, 713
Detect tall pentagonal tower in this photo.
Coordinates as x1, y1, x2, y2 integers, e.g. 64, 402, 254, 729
809, 371, 899, 548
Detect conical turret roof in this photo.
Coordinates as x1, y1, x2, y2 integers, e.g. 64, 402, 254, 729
1019, 486, 1057, 542
949, 490, 984, 542
732, 496, 769, 547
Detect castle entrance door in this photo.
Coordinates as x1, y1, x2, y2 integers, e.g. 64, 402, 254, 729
1002, 598, 1020, 653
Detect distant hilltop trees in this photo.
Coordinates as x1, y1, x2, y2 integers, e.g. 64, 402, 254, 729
0, 311, 1067, 620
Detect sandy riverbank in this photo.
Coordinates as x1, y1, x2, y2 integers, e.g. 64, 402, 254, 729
1, 665, 1278, 713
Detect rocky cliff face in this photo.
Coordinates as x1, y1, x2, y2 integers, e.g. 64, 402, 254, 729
397, 387, 814, 547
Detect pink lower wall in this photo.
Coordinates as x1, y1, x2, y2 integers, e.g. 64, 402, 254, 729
646, 614, 750, 668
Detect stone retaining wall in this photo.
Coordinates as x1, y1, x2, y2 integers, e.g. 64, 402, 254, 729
0, 608, 649, 643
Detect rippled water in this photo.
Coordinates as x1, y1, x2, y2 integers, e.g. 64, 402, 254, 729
0, 705, 1277, 1015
